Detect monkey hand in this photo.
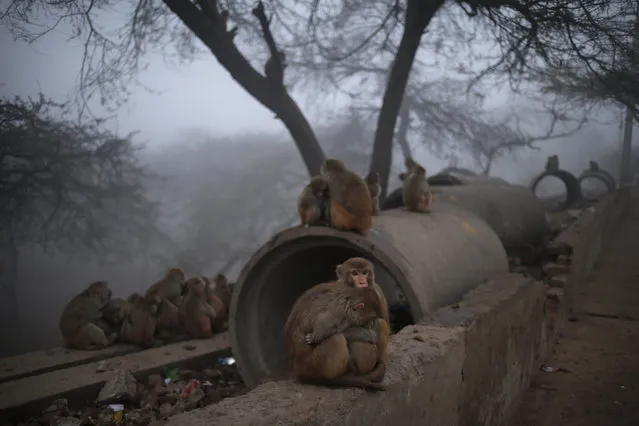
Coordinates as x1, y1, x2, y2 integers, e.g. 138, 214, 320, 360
304, 333, 315, 345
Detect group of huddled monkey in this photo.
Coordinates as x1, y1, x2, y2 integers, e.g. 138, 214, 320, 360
59, 268, 233, 350
297, 157, 433, 233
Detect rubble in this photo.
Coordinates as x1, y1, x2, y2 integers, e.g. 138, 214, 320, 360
21, 363, 247, 425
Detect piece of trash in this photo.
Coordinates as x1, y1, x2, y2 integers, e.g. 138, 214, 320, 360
586, 206, 596, 214
96, 360, 108, 373
218, 357, 236, 366
201, 380, 213, 387
163, 378, 172, 385
540, 365, 568, 373
163, 366, 180, 382
183, 379, 200, 396
108, 404, 124, 424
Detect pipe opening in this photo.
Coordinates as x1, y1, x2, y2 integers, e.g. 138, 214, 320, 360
231, 236, 414, 387
530, 170, 582, 211
578, 172, 615, 199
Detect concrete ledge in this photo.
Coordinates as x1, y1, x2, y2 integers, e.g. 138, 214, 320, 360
0, 343, 140, 384
0, 334, 229, 423
167, 273, 542, 426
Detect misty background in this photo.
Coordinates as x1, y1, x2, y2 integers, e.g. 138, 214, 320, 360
0, 0, 636, 357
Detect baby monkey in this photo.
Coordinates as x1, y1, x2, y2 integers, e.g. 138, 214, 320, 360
297, 176, 330, 227
400, 157, 432, 213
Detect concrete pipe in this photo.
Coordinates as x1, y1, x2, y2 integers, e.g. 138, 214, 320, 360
229, 202, 508, 388
578, 170, 617, 196
383, 172, 509, 210
382, 184, 550, 255
438, 166, 478, 177
530, 169, 583, 209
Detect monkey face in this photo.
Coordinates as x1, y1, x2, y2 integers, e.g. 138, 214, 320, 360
337, 258, 375, 288
168, 268, 186, 282
88, 281, 112, 303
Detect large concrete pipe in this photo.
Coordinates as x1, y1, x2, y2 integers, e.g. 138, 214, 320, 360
438, 166, 478, 177
382, 183, 550, 254
229, 202, 508, 388
383, 171, 509, 210
530, 169, 583, 209
578, 170, 617, 196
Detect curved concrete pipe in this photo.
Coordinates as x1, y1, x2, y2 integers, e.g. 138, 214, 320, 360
438, 167, 478, 177
382, 183, 550, 254
530, 169, 583, 209
230, 202, 508, 388
578, 170, 617, 195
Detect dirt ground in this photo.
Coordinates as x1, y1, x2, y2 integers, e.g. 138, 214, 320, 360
510, 192, 639, 426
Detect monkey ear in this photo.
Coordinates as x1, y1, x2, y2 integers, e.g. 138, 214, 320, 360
335, 264, 344, 279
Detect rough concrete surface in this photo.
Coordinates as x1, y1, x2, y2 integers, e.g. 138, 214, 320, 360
510, 189, 639, 426
0, 343, 140, 384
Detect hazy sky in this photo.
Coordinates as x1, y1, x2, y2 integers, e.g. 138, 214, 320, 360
0, 22, 285, 145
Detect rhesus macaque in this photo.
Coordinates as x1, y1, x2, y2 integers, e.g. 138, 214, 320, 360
60, 281, 115, 350
401, 157, 432, 213
320, 159, 373, 234
589, 160, 600, 172
545, 155, 559, 172
181, 277, 218, 339
297, 176, 330, 227
120, 293, 160, 348
264, 50, 287, 89
284, 281, 387, 391
204, 274, 234, 333
145, 267, 185, 305
365, 172, 381, 216
335, 257, 390, 374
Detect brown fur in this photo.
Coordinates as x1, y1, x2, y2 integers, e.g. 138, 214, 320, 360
401, 157, 432, 213
181, 277, 218, 338
297, 176, 330, 227
589, 160, 600, 172
204, 274, 234, 333
320, 159, 373, 234
120, 293, 160, 347
284, 281, 387, 391
365, 172, 381, 216
145, 267, 185, 305
545, 155, 559, 171
336, 257, 391, 374
100, 297, 132, 342
60, 281, 115, 350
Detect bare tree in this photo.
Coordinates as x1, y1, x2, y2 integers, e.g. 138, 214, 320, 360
1, 0, 628, 201
0, 94, 163, 320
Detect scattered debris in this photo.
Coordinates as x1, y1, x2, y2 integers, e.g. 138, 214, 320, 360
24, 363, 247, 425
96, 369, 138, 405
96, 360, 109, 373
540, 365, 569, 373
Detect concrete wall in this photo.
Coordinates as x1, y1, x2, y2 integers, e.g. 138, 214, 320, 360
166, 189, 631, 426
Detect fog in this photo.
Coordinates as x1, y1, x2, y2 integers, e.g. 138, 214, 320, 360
1, 1, 636, 357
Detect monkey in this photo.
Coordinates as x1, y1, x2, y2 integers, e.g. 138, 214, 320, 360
400, 157, 432, 213
284, 281, 387, 391
98, 297, 132, 342
120, 293, 160, 348
365, 172, 381, 216
181, 277, 219, 339
145, 267, 186, 306
320, 158, 373, 234
335, 257, 391, 375
297, 176, 330, 227
589, 160, 600, 172
204, 274, 234, 333
545, 155, 559, 172
60, 281, 116, 350
264, 50, 287, 89
154, 298, 184, 342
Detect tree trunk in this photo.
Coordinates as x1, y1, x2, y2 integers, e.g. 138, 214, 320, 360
369, 0, 446, 202
396, 97, 413, 162
0, 240, 19, 325
163, 0, 326, 176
